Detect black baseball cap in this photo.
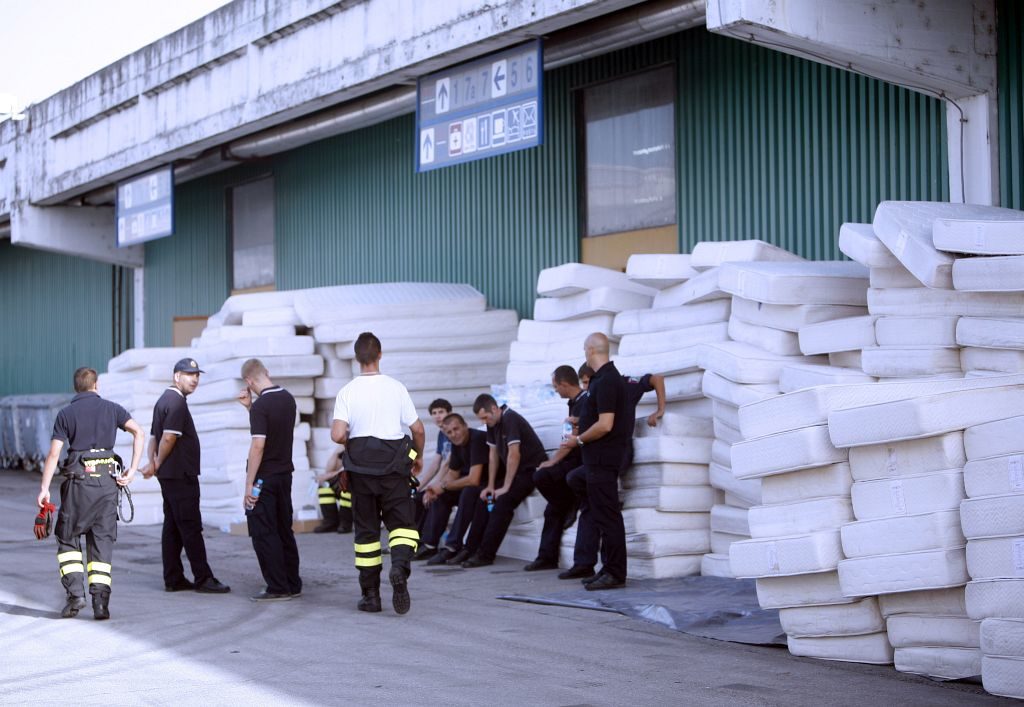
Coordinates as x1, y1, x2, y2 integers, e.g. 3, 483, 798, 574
173, 358, 204, 374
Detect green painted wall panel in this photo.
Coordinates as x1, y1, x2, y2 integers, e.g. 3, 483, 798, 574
1000, 0, 1024, 209
0, 241, 129, 395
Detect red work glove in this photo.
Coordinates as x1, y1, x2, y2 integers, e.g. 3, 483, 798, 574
34, 502, 56, 540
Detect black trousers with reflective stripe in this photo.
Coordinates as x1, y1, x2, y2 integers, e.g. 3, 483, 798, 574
248, 474, 301, 595
158, 475, 214, 587
349, 471, 416, 591
55, 473, 118, 598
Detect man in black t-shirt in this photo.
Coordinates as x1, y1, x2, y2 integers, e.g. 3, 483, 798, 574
461, 394, 548, 568
142, 358, 230, 594
37, 367, 146, 619
238, 358, 301, 601
418, 413, 488, 565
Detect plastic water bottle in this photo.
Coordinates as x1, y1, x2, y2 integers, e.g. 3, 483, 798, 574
245, 479, 264, 513
561, 421, 573, 443
486, 492, 494, 512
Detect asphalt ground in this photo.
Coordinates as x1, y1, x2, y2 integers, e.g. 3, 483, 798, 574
0, 469, 1008, 706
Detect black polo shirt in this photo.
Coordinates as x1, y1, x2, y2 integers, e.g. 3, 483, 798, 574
486, 406, 548, 471
563, 389, 589, 467
623, 373, 655, 432
151, 387, 201, 478
448, 428, 488, 480
579, 360, 630, 468
52, 392, 131, 452
250, 385, 297, 477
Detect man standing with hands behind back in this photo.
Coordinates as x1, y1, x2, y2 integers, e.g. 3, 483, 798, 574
238, 358, 302, 601
332, 332, 425, 615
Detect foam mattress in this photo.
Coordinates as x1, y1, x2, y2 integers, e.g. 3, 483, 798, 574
623, 462, 710, 488
867, 286, 1024, 317
711, 530, 748, 554
961, 347, 1024, 374
108, 347, 194, 373
718, 261, 868, 306
534, 287, 653, 321
874, 316, 959, 348
755, 571, 853, 609
729, 530, 843, 578
952, 255, 1024, 292
870, 265, 922, 289
510, 337, 616, 364
981, 617, 1024, 657
710, 504, 750, 536
798, 316, 877, 355
655, 486, 716, 512
859, 346, 961, 378
967, 578, 1024, 619
840, 510, 965, 558
625, 529, 710, 558
760, 463, 852, 505
699, 553, 735, 578
748, 497, 853, 539
242, 306, 302, 327
727, 317, 801, 356
625, 253, 699, 289
830, 351, 862, 368
614, 347, 703, 378
956, 316, 1024, 350
617, 322, 729, 357
653, 268, 728, 307
848, 432, 965, 482
732, 425, 846, 480
701, 371, 777, 408
827, 383, 1024, 448
965, 415, 1024, 460
708, 463, 761, 507
712, 401, 741, 431
894, 646, 982, 680
779, 598, 885, 638
697, 341, 819, 385
612, 299, 730, 336
690, 239, 805, 269
295, 283, 486, 327
850, 470, 965, 520
964, 454, 1024, 498
982, 655, 1024, 699
731, 296, 867, 333
316, 309, 519, 345
517, 314, 615, 342
966, 536, 1024, 580
536, 262, 656, 298
878, 587, 968, 618
838, 222, 901, 268
786, 632, 894, 664
933, 214, 1024, 255
838, 547, 969, 597
960, 493, 1024, 540
632, 436, 712, 465
623, 508, 711, 533
778, 364, 875, 393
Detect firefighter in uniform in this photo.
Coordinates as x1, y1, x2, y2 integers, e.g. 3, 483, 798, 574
37, 367, 146, 620
331, 332, 424, 615
314, 448, 353, 534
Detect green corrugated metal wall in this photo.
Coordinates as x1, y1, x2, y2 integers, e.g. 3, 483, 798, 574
0, 241, 130, 394
1000, 0, 1024, 209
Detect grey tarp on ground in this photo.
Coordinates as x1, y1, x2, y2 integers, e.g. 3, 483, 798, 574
499, 575, 788, 646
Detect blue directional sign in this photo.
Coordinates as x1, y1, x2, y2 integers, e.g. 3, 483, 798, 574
116, 166, 174, 247
416, 39, 543, 172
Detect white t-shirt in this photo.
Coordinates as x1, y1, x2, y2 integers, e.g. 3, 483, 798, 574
333, 374, 418, 440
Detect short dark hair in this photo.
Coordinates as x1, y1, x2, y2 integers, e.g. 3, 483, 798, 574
442, 412, 466, 427
552, 365, 579, 386
577, 363, 595, 379
472, 393, 498, 414
74, 367, 98, 393
429, 398, 453, 413
353, 332, 382, 365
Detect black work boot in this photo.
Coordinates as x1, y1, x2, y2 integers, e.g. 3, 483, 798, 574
61, 595, 86, 618
357, 588, 382, 613
92, 591, 111, 621
390, 565, 411, 615
314, 502, 339, 533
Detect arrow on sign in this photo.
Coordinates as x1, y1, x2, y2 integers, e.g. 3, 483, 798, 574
437, 82, 449, 111
493, 65, 505, 93
491, 59, 507, 97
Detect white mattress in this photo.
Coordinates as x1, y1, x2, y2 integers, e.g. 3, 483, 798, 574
982, 655, 1024, 699
625, 254, 699, 289
850, 469, 965, 520
401, 364, 507, 391
712, 417, 742, 444
639, 410, 713, 439
960, 493, 1024, 540
614, 347, 703, 378
317, 310, 519, 346
967, 578, 1024, 619
727, 317, 801, 356
690, 240, 805, 269
798, 315, 877, 355
241, 306, 302, 327
108, 347, 194, 373
710, 530, 748, 554
966, 536, 1024, 580
701, 371, 778, 408
965, 415, 1024, 460
874, 316, 959, 347
697, 341, 820, 385
623, 462, 710, 488
869, 266, 922, 289
731, 425, 846, 480
838, 222, 901, 268
655, 486, 716, 513
186, 378, 314, 406
894, 647, 982, 680
731, 296, 867, 333
867, 286, 1024, 317
516, 314, 615, 343
536, 262, 656, 298
848, 432, 966, 482
778, 364, 876, 393
829, 350, 863, 369
712, 401, 741, 431
760, 463, 852, 505
827, 383, 1024, 449
961, 346, 1024, 374
632, 436, 712, 465
956, 317, 1024, 350
933, 213, 1024, 255
755, 571, 853, 609
201, 324, 297, 344
859, 346, 961, 378
723, 492, 753, 509
878, 587, 968, 618
699, 553, 736, 578
718, 261, 869, 306
509, 337, 616, 364
623, 508, 711, 533
617, 322, 729, 357
620, 554, 705, 580
786, 632, 894, 664
710, 503, 750, 536
708, 463, 762, 507
293, 283, 485, 328
952, 255, 1024, 292
964, 454, 1024, 498
612, 299, 730, 336
981, 617, 1024, 656
838, 547, 969, 597
840, 510, 966, 558
626, 529, 710, 558
653, 268, 728, 307
710, 439, 731, 467
748, 497, 853, 539
729, 530, 843, 578
780, 598, 884, 638
534, 287, 653, 321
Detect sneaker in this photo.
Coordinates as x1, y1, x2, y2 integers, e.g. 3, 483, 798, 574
427, 548, 455, 566
558, 565, 595, 580
446, 549, 471, 566
389, 566, 411, 615
60, 595, 86, 618
523, 558, 558, 572
250, 591, 293, 602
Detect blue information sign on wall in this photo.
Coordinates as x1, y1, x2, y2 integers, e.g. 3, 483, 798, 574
416, 39, 543, 173
116, 166, 174, 247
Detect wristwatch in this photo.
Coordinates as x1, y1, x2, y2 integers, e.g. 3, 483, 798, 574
576, 436, 584, 447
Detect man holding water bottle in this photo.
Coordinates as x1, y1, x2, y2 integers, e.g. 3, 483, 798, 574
238, 358, 301, 602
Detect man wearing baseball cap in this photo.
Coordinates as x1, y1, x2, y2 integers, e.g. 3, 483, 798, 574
141, 358, 230, 594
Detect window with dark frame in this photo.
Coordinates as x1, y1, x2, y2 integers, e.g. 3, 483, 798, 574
581, 65, 677, 238
229, 176, 275, 291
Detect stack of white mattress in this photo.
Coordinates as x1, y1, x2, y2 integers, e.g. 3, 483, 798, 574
960, 414, 1024, 694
